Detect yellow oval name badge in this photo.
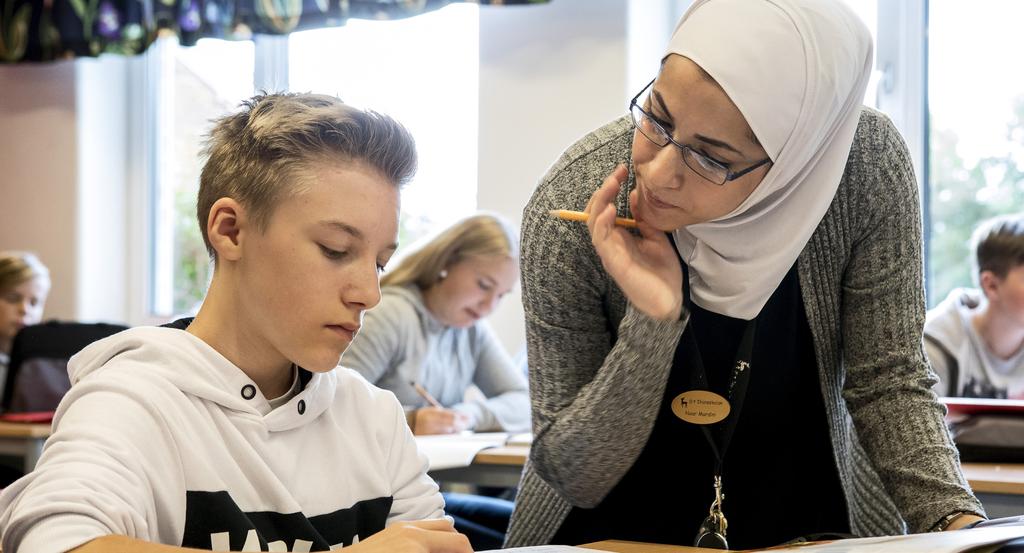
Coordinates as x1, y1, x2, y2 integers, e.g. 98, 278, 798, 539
671, 390, 731, 425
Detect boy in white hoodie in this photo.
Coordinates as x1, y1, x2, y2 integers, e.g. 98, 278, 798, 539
0, 94, 472, 553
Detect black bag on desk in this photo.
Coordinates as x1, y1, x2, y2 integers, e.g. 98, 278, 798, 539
3, 321, 128, 413
952, 415, 1024, 463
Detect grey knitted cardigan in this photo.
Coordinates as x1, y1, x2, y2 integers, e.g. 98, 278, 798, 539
505, 109, 985, 547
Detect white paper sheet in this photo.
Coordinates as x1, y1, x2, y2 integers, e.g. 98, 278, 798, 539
414, 433, 509, 470
507, 432, 534, 446
760, 525, 1024, 552
481, 526, 1024, 553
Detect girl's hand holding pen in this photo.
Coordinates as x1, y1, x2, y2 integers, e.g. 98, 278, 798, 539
409, 380, 471, 435
414, 407, 471, 435
585, 164, 683, 321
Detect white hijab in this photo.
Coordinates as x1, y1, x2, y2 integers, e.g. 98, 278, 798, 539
666, 0, 873, 320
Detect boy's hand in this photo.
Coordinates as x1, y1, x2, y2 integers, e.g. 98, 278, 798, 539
352, 519, 472, 552
413, 407, 472, 435
68, 521, 471, 553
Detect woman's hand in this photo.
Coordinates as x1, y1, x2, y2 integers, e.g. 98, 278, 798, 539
585, 164, 683, 321
350, 519, 473, 553
413, 407, 472, 435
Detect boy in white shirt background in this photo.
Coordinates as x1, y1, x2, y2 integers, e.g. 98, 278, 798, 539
925, 214, 1024, 398
0, 93, 472, 553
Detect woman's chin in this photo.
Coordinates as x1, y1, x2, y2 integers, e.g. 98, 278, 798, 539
637, 205, 688, 232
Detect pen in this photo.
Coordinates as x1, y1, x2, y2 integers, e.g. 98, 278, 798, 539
409, 380, 443, 408
548, 209, 638, 229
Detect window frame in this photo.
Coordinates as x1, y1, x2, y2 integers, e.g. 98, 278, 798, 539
127, 34, 288, 324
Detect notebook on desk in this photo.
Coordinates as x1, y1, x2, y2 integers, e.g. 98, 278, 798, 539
483, 526, 1024, 553
760, 525, 1024, 552
941, 398, 1024, 462
0, 411, 54, 423
943, 398, 1024, 418
415, 432, 530, 471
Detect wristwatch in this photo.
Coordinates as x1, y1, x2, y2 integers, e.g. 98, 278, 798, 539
931, 511, 977, 532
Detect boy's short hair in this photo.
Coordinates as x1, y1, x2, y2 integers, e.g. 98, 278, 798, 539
972, 214, 1024, 281
198, 92, 418, 257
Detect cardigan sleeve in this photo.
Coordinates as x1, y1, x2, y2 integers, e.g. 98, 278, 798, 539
838, 112, 985, 531
520, 139, 687, 508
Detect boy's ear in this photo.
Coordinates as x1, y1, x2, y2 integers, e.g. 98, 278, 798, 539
207, 197, 247, 262
979, 270, 1002, 300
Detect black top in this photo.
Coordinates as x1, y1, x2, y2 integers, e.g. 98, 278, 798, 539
551, 263, 849, 549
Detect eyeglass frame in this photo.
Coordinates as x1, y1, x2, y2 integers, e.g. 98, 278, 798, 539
629, 78, 773, 185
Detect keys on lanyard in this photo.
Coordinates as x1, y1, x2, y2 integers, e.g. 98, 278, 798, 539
671, 246, 755, 551
694, 474, 729, 549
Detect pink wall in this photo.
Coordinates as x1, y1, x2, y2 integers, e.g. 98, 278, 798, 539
0, 62, 79, 322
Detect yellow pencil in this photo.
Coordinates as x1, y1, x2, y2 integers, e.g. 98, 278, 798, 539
548, 209, 638, 229
409, 380, 444, 408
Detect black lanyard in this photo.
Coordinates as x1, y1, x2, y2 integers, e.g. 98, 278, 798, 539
676, 251, 757, 476
669, 236, 757, 549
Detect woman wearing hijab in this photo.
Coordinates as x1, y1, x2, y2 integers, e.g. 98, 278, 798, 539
506, 0, 986, 549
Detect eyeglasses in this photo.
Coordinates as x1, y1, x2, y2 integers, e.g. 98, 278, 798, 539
629, 78, 772, 186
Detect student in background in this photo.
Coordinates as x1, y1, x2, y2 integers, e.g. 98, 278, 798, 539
0, 93, 471, 553
343, 212, 526, 551
507, 0, 984, 549
0, 251, 50, 487
343, 213, 529, 436
0, 251, 50, 381
925, 214, 1024, 398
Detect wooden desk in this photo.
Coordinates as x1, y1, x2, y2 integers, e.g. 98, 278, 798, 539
0, 421, 50, 473
585, 540, 705, 552
962, 462, 1024, 517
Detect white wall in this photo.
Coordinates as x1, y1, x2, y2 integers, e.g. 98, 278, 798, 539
477, 0, 630, 356
0, 62, 79, 322
76, 56, 132, 323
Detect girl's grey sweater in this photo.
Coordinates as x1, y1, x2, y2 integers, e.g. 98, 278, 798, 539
506, 109, 984, 546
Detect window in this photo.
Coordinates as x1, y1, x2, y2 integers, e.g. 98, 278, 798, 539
288, 4, 479, 246
927, 0, 1024, 305
142, 5, 478, 321
148, 36, 255, 317
842, 0, 879, 108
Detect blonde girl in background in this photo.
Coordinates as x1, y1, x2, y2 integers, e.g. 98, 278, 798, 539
344, 212, 528, 436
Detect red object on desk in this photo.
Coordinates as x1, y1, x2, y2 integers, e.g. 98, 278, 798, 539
943, 397, 1024, 417
0, 411, 54, 423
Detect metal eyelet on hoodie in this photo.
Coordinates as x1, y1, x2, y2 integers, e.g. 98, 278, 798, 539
297, 399, 306, 415
241, 384, 256, 400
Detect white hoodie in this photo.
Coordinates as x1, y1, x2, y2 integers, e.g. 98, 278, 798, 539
924, 288, 1024, 398
0, 326, 445, 553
